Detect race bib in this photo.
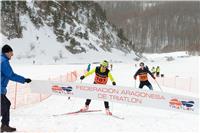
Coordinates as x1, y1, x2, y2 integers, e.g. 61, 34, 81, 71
94, 75, 108, 84
139, 74, 148, 81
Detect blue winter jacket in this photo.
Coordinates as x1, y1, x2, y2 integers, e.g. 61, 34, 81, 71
1, 54, 25, 94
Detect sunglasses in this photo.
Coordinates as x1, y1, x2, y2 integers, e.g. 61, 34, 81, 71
101, 65, 108, 68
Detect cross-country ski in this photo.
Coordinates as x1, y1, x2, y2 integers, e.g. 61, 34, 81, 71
108, 114, 125, 120
53, 109, 102, 116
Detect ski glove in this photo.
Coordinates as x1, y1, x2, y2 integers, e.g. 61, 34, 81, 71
80, 75, 85, 80
112, 82, 116, 86
25, 78, 32, 83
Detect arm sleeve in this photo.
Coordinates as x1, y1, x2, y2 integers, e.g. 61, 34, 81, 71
147, 69, 154, 78
84, 68, 96, 77
108, 72, 115, 82
1, 61, 25, 83
134, 70, 139, 78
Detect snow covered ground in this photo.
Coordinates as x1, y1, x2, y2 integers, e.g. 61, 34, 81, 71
5, 52, 199, 132
1, 2, 199, 132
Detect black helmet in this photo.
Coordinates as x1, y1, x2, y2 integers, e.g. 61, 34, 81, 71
139, 62, 144, 66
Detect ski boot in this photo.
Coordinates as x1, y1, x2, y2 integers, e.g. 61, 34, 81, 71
105, 108, 112, 115
80, 105, 89, 112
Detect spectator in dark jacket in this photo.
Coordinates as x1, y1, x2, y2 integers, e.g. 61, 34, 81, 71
1, 44, 32, 132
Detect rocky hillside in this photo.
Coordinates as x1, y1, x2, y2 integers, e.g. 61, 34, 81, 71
1, 1, 131, 57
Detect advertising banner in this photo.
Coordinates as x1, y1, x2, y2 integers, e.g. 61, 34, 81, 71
30, 80, 199, 114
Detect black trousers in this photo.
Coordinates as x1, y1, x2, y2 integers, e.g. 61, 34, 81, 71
84, 82, 110, 109
85, 99, 109, 109
1, 94, 11, 126
139, 80, 153, 90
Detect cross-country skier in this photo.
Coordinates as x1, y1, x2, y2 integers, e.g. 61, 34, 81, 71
80, 60, 116, 115
151, 66, 156, 76
110, 64, 113, 71
1, 44, 32, 132
156, 66, 160, 77
134, 62, 155, 90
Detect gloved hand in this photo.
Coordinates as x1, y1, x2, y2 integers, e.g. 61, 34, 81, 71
112, 81, 116, 86
153, 76, 156, 80
25, 78, 32, 83
80, 75, 85, 80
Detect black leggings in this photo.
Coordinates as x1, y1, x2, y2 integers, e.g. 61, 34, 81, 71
84, 82, 110, 109
1, 94, 11, 126
139, 80, 153, 90
85, 99, 109, 109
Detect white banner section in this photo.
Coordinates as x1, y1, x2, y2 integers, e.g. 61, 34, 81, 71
30, 80, 199, 114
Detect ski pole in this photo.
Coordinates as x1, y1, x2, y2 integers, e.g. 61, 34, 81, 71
154, 79, 163, 92
134, 79, 136, 89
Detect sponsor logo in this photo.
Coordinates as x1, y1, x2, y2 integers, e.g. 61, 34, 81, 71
169, 98, 194, 111
62, 86, 72, 92
52, 85, 73, 94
